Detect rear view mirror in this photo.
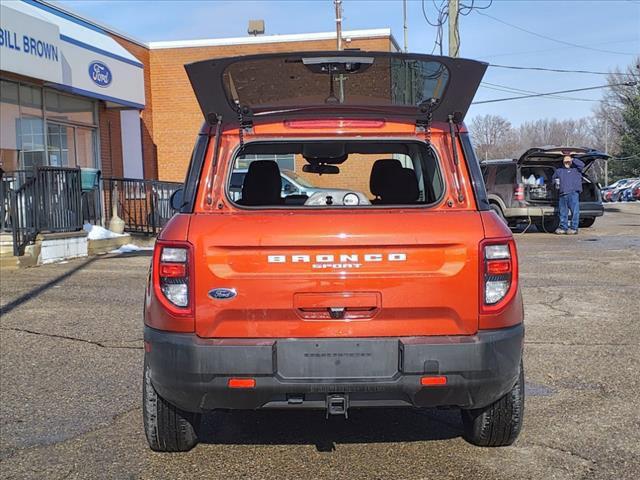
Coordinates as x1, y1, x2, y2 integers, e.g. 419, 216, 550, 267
170, 188, 185, 210
303, 164, 340, 175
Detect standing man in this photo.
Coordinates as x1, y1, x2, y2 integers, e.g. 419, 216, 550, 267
552, 155, 585, 234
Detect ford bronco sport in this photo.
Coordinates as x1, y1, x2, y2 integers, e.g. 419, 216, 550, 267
143, 52, 525, 452
481, 147, 608, 232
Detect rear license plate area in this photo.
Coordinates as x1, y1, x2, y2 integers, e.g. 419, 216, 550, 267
276, 339, 399, 380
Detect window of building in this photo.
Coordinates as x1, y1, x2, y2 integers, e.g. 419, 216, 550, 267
1, 80, 99, 171
0, 80, 21, 171
0, 80, 46, 171
235, 153, 295, 171
45, 90, 96, 125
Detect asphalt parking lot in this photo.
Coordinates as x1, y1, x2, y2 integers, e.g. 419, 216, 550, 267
1, 204, 639, 480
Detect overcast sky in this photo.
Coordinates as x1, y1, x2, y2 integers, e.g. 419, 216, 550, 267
53, 0, 640, 125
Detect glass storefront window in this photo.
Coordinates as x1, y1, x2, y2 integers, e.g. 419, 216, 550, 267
20, 116, 46, 169
0, 80, 20, 171
19, 84, 43, 118
45, 90, 96, 125
75, 127, 97, 168
1, 80, 98, 170
47, 123, 76, 167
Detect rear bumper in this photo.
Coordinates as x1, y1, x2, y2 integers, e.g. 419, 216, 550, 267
504, 202, 603, 219
144, 324, 524, 413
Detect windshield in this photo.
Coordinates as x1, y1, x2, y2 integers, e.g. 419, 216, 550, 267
281, 169, 315, 188
223, 56, 450, 111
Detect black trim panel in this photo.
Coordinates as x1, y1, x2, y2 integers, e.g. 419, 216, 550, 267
145, 324, 524, 412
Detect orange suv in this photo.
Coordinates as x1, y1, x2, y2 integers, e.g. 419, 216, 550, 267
142, 52, 525, 451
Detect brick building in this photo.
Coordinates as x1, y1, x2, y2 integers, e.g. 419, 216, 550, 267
0, 0, 397, 185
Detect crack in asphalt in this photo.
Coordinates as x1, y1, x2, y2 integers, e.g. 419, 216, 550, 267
0, 327, 143, 350
527, 441, 597, 470
537, 293, 576, 318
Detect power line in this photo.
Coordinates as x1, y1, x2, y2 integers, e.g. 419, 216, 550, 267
481, 39, 636, 60
475, 11, 637, 56
472, 81, 638, 104
488, 64, 615, 75
480, 82, 599, 102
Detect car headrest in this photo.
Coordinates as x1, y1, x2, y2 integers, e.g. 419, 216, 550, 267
241, 160, 282, 206
369, 159, 403, 196
380, 168, 419, 204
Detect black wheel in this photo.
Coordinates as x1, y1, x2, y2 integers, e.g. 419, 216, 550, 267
537, 216, 559, 233
143, 357, 200, 452
579, 217, 596, 228
490, 203, 508, 226
461, 361, 525, 447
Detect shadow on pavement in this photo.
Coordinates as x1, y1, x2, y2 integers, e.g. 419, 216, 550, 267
198, 408, 462, 452
0, 256, 99, 316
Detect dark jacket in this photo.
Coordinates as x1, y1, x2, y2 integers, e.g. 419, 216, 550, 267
552, 159, 585, 195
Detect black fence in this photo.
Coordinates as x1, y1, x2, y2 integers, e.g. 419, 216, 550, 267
1, 167, 84, 256
2, 167, 182, 255
102, 177, 182, 235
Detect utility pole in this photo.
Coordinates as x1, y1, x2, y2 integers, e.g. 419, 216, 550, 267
448, 0, 460, 57
403, 0, 408, 53
334, 0, 343, 51
604, 119, 609, 185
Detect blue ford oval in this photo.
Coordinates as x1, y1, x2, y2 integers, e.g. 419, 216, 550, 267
88, 61, 112, 87
208, 288, 237, 300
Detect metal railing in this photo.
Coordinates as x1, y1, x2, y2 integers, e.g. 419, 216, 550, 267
1, 167, 83, 256
2, 169, 182, 255
102, 177, 182, 235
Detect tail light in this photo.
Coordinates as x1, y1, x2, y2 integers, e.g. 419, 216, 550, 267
514, 184, 525, 202
152, 241, 193, 316
480, 239, 518, 314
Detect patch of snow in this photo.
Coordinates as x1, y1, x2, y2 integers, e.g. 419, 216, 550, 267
83, 223, 128, 240
110, 244, 153, 254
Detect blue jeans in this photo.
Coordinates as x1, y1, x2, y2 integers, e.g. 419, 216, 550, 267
559, 191, 580, 231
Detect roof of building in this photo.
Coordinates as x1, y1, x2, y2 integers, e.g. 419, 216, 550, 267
148, 28, 399, 50
29, 1, 398, 52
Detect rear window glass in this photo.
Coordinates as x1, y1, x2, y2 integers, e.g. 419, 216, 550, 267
223, 56, 449, 110
227, 141, 444, 208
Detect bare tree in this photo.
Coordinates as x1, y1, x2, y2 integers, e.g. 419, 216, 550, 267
469, 114, 518, 160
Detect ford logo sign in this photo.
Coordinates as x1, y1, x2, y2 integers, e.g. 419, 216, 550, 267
208, 288, 237, 300
88, 61, 112, 87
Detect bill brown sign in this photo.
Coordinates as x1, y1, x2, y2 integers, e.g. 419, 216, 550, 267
0, 4, 62, 83
0, 3, 144, 108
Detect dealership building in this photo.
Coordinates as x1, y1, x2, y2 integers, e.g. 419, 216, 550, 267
1, 0, 397, 182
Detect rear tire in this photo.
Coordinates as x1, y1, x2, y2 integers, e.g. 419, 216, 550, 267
143, 357, 200, 452
461, 361, 524, 447
579, 217, 596, 228
537, 216, 559, 233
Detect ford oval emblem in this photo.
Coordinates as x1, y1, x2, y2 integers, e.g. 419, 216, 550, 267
88, 61, 112, 88
208, 288, 237, 300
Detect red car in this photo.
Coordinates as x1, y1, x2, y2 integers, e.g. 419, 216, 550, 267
143, 51, 525, 452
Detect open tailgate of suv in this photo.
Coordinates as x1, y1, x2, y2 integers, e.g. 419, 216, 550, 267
185, 51, 488, 126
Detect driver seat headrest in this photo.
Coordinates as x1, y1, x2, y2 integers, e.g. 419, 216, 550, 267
240, 160, 282, 206
370, 159, 403, 197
